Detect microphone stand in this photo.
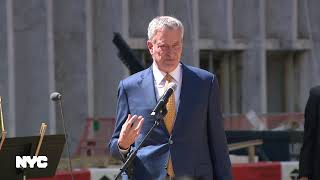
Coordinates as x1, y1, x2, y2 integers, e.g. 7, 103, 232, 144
58, 100, 74, 180
114, 108, 167, 180
50, 92, 74, 180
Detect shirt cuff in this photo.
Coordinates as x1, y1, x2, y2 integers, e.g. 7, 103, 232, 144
118, 143, 130, 155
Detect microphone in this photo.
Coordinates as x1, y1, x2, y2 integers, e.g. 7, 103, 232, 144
50, 92, 74, 180
50, 92, 62, 101
151, 82, 177, 116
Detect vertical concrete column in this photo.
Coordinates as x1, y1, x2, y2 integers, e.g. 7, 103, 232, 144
230, 54, 241, 113
90, 0, 129, 118
307, 0, 320, 86
6, 0, 16, 136
266, 0, 298, 45
47, 0, 56, 134
284, 54, 296, 112
0, 0, 9, 132
159, 0, 165, 16
297, 0, 310, 39
111, 0, 130, 80
199, 0, 233, 46
296, 52, 312, 111
234, 0, 267, 113
85, 0, 94, 118
221, 55, 231, 114
12, 0, 50, 136
128, 0, 158, 38
165, 0, 199, 67
241, 50, 267, 114
296, 0, 320, 110
53, 0, 88, 152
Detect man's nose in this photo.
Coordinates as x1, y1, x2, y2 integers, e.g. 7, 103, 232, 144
165, 52, 175, 58
166, 48, 176, 55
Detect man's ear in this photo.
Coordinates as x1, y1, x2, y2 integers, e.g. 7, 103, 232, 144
147, 40, 153, 54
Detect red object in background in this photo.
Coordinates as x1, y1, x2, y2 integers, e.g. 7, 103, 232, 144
232, 162, 281, 180
76, 113, 304, 157
28, 169, 90, 180
75, 118, 115, 157
26, 162, 284, 180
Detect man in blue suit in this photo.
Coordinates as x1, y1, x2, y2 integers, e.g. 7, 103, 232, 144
299, 86, 320, 180
109, 16, 233, 180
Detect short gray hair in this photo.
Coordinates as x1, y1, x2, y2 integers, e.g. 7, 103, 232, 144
147, 16, 184, 40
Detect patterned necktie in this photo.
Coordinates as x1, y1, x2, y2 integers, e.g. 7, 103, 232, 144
163, 74, 176, 177
163, 74, 176, 133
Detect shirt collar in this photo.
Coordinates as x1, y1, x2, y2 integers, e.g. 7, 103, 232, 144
152, 62, 181, 85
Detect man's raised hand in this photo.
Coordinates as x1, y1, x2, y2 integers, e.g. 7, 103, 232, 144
118, 114, 144, 150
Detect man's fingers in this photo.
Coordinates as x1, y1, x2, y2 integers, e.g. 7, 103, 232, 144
135, 118, 144, 134
131, 115, 143, 129
123, 114, 132, 127
119, 115, 144, 149
134, 118, 144, 131
128, 117, 144, 137
127, 114, 132, 121
125, 114, 137, 128
122, 114, 143, 138
130, 120, 143, 141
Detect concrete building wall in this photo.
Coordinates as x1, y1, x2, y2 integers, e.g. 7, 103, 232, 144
13, 0, 51, 137
52, 0, 88, 152
0, 0, 319, 152
0, 0, 9, 127
92, 0, 128, 118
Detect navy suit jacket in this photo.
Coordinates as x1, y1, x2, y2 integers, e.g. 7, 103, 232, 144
109, 64, 233, 180
299, 86, 320, 179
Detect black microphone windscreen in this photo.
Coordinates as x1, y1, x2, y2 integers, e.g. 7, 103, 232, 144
50, 92, 62, 101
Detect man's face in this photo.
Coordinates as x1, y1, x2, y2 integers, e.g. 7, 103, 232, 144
147, 28, 183, 73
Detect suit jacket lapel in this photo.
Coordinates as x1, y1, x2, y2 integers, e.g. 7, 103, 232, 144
139, 67, 157, 108
174, 64, 194, 135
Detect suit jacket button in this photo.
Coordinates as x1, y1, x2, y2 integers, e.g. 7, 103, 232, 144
169, 139, 173, 144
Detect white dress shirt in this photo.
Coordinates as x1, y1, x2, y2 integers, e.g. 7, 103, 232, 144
152, 62, 182, 111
